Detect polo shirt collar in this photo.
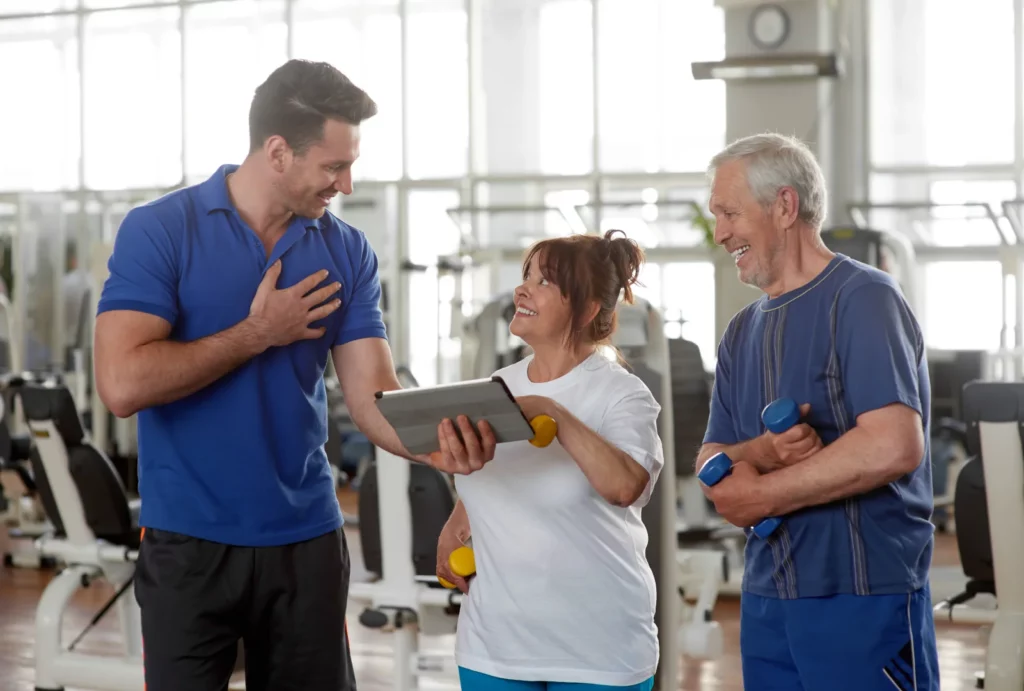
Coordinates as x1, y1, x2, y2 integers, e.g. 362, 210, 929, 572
196, 163, 320, 230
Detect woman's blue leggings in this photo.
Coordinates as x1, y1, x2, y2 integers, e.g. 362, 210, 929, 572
458, 667, 655, 691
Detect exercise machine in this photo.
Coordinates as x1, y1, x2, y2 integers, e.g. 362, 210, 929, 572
612, 299, 720, 660
820, 225, 919, 310
928, 349, 984, 531
459, 292, 528, 381
932, 381, 1024, 690
19, 378, 144, 691
0, 373, 53, 569
350, 447, 466, 689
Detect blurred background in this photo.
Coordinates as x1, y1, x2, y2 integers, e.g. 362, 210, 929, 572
0, 1, 1021, 690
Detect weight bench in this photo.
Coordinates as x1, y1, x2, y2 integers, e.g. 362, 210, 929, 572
932, 381, 1024, 690
18, 379, 144, 691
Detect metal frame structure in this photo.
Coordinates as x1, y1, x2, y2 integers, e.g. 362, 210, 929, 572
0, 0, 1021, 375
0, 0, 722, 373
23, 389, 143, 691
863, 0, 1024, 201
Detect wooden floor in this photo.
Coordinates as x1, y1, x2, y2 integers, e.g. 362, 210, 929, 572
0, 489, 992, 691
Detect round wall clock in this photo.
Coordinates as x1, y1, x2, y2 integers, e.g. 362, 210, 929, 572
749, 3, 791, 51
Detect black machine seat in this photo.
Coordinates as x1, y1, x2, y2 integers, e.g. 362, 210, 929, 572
668, 338, 711, 476
0, 426, 35, 491
951, 380, 1024, 603
358, 462, 455, 580
820, 227, 886, 268
18, 382, 139, 550
0, 372, 39, 490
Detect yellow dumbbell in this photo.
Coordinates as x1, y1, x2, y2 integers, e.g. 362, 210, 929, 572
450, 545, 476, 577
440, 545, 477, 589
529, 415, 558, 447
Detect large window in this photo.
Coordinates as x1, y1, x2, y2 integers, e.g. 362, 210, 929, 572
82, 7, 182, 189
538, 0, 594, 175
0, 0, 727, 186
924, 262, 1004, 350
405, 1, 469, 180
0, 16, 80, 191
183, 1, 288, 183
870, 0, 1017, 167
596, 0, 725, 173
292, 0, 403, 181
82, 0, 163, 7
630, 261, 717, 370
407, 189, 462, 385
1, 0, 76, 13
0, 0, 731, 383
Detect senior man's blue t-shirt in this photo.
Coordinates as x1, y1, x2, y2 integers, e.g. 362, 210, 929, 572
703, 254, 934, 599
96, 164, 388, 547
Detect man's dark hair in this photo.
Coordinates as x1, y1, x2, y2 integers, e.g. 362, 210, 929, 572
248, 59, 378, 155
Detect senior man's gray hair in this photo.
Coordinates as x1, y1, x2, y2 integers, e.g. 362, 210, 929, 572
708, 133, 828, 230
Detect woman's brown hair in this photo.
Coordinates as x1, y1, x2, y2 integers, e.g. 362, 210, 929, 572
522, 229, 645, 350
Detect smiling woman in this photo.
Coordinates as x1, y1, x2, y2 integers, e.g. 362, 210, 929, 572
434, 228, 667, 691
514, 228, 644, 354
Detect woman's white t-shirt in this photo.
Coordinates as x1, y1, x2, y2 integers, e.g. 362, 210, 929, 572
453, 351, 664, 685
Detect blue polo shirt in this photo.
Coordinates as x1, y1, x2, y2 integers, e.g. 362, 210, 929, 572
704, 254, 934, 599
97, 164, 388, 547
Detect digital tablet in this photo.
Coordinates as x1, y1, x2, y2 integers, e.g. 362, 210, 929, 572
375, 377, 535, 456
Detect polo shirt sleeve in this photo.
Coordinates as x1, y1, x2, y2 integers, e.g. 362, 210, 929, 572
599, 380, 665, 507
703, 325, 739, 446
334, 231, 388, 347
837, 280, 924, 419
96, 207, 179, 324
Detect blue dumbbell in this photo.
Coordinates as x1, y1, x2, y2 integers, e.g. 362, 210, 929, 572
762, 397, 801, 436
699, 452, 782, 538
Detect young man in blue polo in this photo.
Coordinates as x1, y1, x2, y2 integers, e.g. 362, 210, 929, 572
94, 59, 495, 691
696, 133, 940, 690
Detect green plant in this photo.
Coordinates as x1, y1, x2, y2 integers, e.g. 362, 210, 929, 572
686, 201, 716, 248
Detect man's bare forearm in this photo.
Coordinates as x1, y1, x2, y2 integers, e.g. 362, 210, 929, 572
106, 318, 267, 416
343, 374, 418, 461
696, 436, 773, 474
759, 412, 923, 517
351, 401, 411, 460
331, 339, 428, 463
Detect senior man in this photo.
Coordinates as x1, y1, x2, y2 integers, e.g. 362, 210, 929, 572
696, 132, 939, 691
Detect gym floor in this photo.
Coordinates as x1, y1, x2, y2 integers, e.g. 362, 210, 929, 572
0, 488, 989, 691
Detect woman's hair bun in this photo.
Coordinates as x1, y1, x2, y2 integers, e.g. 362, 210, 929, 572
602, 229, 644, 303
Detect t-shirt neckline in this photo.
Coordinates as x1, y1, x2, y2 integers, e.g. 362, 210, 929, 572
516, 350, 608, 395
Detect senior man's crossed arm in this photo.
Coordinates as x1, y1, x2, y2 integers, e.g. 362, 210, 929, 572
697, 281, 927, 528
